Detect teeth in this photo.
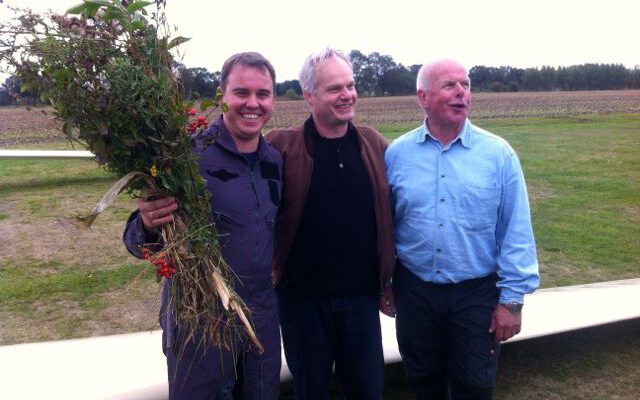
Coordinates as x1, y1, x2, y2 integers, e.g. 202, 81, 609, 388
242, 113, 259, 120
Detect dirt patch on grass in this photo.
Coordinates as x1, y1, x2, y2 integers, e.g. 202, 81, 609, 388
0, 281, 160, 345
527, 180, 557, 203
0, 217, 133, 272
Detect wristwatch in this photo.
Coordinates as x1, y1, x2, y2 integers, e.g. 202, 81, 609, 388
500, 302, 523, 314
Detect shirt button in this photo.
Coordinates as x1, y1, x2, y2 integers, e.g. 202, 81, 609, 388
440, 174, 446, 178
438, 223, 443, 228
439, 198, 445, 203
436, 248, 441, 252
436, 270, 441, 274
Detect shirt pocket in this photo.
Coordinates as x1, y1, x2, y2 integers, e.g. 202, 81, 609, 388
213, 210, 245, 238
455, 184, 501, 232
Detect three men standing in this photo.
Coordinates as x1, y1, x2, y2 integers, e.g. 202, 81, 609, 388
123, 50, 538, 400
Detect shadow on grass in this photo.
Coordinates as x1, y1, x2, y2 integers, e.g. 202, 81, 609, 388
0, 175, 117, 194
280, 318, 640, 399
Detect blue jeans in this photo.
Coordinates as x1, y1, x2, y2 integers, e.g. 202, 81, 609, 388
394, 264, 500, 400
278, 293, 384, 400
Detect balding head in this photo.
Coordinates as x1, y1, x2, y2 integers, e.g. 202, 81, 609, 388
417, 59, 469, 92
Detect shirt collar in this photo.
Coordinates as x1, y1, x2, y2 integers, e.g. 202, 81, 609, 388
417, 118, 472, 149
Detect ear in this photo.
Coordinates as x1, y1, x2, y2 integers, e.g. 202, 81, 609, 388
303, 90, 313, 106
417, 89, 428, 111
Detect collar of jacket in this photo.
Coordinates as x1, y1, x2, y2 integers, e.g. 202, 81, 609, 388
195, 115, 269, 158
302, 115, 358, 157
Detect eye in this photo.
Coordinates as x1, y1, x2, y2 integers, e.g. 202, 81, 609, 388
233, 89, 249, 97
257, 90, 272, 98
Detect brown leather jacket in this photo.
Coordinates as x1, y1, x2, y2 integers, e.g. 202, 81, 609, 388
266, 120, 395, 296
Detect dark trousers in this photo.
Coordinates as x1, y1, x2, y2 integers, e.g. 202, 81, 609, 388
394, 264, 500, 400
278, 293, 385, 400
163, 287, 281, 400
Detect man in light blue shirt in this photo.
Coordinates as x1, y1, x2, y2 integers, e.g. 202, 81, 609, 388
385, 59, 539, 400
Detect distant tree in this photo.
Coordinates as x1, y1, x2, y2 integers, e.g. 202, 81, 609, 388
349, 50, 412, 96
367, 52, 397, 95
629, 65, 640, 89
1, 75, 37, 105
281, 88, 301, 100
276, 80, 302, 97
469, 65, 493, 90
522, 68, 542, 91
182, 67, 220, 99
490, 81, 505, 92
349, 50, 376, 96
0, 87, 14, 106
507, 81, 520, 92
502, 66, 524, 90
470, 66, 524, 92
539, 66, 557, 91
380, 65, 415, 95
178, 65, 219, 99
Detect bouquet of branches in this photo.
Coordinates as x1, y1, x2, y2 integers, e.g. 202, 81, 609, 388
0, 0, 262, 353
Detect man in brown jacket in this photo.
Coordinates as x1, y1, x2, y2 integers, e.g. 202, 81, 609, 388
266, 48, 395, 399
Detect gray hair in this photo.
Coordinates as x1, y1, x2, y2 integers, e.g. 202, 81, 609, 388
299, 48, 353, 93
416, 63, 430, 92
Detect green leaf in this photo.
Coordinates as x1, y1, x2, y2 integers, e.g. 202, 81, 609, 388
84, 4, 101, 18
130, 20, 145, 30
66, 3, 88, 14
167, 36, 190, 50
64, 117, 74, 138
20, 81, 36, 93
103, 8, 127, 24
127, 0, 153, 14
200, 99, 216, 110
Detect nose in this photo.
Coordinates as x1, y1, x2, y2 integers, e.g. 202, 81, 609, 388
453, 82, 466, 96
246, 94, 259, 108
339, 86, 356, 99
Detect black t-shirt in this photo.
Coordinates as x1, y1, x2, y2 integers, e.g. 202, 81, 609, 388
278, 119, 378, 296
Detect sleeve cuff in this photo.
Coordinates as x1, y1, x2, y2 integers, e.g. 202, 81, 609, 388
499, 287, 525, 304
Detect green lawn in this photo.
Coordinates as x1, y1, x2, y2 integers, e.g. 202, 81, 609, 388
1, 113, 639, 398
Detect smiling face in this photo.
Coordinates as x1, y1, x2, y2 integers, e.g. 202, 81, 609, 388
222, 64, 275, 152
418, 60, 471, 138
304, 56, 357, 137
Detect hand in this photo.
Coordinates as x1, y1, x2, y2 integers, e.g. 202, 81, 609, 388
137, 195, 178, 231
378, 283, 396, 318
489, 304, 522, 342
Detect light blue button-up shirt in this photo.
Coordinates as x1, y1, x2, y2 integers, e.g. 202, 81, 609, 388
385, 119, 540, 303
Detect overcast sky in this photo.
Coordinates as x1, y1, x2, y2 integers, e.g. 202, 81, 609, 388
1, 0, 639, 82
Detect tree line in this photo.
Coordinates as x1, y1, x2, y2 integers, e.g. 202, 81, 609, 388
2, 50, 640, 105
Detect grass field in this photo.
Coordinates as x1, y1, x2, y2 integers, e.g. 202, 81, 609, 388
1, 90, 639, 398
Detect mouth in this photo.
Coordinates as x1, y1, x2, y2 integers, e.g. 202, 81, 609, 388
448, 103, 467, 111
241, 113, 261, 120
335, 103, 353, 110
